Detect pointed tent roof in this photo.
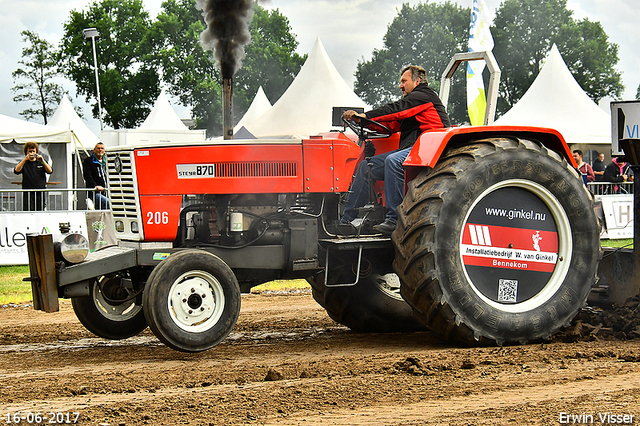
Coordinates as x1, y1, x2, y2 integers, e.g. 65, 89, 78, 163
246, 38, 368, 137
495, 44, 610, 145
0, 113, 71, 144
100, 91, 206, 146
234, 86, 272, 131
48, 95, 100, 147
139, 91, 188, 130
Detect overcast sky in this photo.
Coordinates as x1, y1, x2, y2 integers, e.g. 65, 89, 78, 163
1, 0, 638, 135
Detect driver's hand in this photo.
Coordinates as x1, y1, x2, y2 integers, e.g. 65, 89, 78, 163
343, 110, 365, 122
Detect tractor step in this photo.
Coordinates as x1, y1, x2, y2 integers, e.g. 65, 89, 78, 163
319, 237, 393, 288
319, 236, 391, 250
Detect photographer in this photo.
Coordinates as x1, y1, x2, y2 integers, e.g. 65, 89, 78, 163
14, 142, 53, 211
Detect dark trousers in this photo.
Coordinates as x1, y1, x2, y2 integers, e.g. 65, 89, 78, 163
22, 191, 45, 211
92, 191, 111, 209
342, 147, 411, 224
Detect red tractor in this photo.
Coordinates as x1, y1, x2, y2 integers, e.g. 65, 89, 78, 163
27, 53, 602, 352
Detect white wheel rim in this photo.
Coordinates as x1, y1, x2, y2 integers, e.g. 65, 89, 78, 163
459, 179, 572, 313
168, 270, 225, 332
93, 280, 142, 321
373, 273, 404, 301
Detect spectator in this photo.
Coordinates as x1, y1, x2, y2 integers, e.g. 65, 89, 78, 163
592, 152, 606, 182
13, 142, 53, 211
83, 142, 110, 209
603, 157, 629, 183
572, 149, 594, 182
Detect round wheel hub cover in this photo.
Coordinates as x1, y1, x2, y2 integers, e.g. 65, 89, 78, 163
461, 187, 559, 304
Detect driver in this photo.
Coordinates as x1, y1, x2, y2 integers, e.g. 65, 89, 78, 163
341, 65, 450, 235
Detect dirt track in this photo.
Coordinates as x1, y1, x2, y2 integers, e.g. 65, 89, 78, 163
1, 290, 639, 425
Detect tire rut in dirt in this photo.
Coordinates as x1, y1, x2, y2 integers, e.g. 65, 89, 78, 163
393, 137, 600, 346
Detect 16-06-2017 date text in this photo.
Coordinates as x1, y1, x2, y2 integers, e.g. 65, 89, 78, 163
5, 412, 79, 424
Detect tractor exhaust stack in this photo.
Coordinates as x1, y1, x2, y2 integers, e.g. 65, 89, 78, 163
223, 78, 233, 140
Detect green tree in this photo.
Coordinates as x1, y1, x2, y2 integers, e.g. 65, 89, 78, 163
60, 0, 160, 129
234, 6, 306, 112
150, 2, 305, 136
11, 30, 67, 124
557, 18, 623, 103
149, 0, 219, 134
493, 0, 622, 114
354, 2, 470, 124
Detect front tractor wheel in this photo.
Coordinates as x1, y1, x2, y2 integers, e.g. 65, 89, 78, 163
143, 250, 241, 352
71, 275, 147, 340
393, 137, 600, 346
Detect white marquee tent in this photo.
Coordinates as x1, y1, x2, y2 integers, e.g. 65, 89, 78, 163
139, 91, 188, 131
0, 113, 72, 144
245, 38, 368, 137
495, 44, 610, 146
48, 95, 104, 193
48, 95, 100, 150
101, 91, 205, 146
234, 86, 272, 132
0, 113, 73, 191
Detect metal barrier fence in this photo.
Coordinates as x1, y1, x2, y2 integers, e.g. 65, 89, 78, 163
587, 182, 634, 195
0, 188, 110, 212
1, 183, 631, 211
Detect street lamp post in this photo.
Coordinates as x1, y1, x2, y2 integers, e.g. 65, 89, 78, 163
83, 28, 103, 130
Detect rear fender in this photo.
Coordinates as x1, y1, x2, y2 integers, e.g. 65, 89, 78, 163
404, 126, 576, 183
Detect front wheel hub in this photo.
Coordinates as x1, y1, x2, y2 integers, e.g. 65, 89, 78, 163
169, 271, 223, 331
460, 180, 571, 313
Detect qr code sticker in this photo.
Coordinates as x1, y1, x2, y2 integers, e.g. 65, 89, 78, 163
498, 279, 518, 302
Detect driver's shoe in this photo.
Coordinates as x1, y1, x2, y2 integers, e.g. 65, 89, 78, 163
373, 219, 396, 236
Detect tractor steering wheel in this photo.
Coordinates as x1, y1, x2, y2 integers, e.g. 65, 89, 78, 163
342, 115, 393, 143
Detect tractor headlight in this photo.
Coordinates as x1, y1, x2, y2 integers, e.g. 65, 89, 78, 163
55, 233, 89, 264
131, 221, 139, 233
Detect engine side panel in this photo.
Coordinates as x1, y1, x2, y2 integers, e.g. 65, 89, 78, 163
134, 144, 305, 195
302, 137, 362, 193
111, 135, 363, 242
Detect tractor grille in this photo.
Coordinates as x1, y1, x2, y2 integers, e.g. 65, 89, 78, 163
107, 151, 139, 220
214, 161, 297, 178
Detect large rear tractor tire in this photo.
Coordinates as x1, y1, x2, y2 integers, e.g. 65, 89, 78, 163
143, 250, 241, 352
308, 247, 426, 333
72, 274, 147, 340
393, 137, 600, 346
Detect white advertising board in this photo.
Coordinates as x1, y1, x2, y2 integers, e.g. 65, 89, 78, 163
611, 100, 640, 156
0, 212, 88, 265
596, 194, 634, 239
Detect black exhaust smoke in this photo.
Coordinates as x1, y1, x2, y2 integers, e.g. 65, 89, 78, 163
196, 0, 255, 139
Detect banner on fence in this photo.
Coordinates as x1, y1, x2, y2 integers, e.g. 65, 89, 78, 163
597, 194, 633, 239
85, 211, 117, 252
0, 211, 117, 265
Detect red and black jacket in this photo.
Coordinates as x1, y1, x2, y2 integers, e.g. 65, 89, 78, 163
365, 83, 450, 150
